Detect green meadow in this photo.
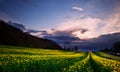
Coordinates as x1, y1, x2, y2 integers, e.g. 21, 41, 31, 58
0, 45, 120, 72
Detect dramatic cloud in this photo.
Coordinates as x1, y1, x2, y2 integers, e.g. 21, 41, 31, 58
47, 6, 120, 39
50, 17, 102, 39
72, 6, 84, 11
77, 33, 120, 51
51, 28, 88, 37
30, 30, 52, 38
102, 7, 120, 34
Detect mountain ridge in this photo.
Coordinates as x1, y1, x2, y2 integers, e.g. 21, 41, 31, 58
0, 20, 61, 50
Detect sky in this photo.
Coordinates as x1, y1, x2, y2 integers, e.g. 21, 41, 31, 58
0, 0, 120, 39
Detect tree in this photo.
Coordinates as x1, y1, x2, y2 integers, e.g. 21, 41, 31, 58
112, 42, 120, 52
74, 46, 78, 51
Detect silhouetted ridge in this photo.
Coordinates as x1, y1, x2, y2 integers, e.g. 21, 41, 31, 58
0, 20, 61, 49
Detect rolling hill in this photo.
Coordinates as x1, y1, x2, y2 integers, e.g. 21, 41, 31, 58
0, 20, 61, 50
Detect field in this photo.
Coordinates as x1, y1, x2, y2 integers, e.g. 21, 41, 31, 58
0, 45, 120, 72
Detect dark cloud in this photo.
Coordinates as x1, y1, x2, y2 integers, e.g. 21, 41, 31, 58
44, 36, 80, 45
43, 32, 120, 51
7, 21, 27, 32
81, 29, 88, 34
52, 27, 88, 36
74, 32, 120, 51
31, 25, 119, 51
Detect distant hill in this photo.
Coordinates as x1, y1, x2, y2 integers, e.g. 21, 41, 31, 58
0, 20, 61, 50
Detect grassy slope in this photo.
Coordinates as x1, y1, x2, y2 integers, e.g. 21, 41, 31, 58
94, 52, 120, 61
0, 45, 120, 72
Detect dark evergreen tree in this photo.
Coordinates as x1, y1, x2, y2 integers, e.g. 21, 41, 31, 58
74, 46, 78, 51
112, 42, 120, 52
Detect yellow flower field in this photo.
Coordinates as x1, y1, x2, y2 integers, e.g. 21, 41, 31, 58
0, 45, 120, 72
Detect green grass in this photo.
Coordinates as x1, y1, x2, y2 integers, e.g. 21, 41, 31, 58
0, 45, 120, 72
94, 52, 120, 61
